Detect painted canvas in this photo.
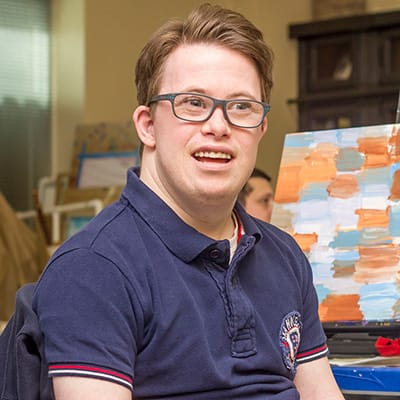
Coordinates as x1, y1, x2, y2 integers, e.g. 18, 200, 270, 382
271, 123, 400, 324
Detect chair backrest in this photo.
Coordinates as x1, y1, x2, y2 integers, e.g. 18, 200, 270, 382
0, 283, 53, 400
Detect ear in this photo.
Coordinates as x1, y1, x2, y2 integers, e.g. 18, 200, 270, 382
133, 105, 156, 148
260, 116, 268, 137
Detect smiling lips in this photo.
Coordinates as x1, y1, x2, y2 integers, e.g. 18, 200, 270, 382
194, 151, 232, 163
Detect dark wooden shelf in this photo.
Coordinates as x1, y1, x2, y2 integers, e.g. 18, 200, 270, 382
288, 86, 400, 105
289, 10, 400, 131
289, 10, 400, 39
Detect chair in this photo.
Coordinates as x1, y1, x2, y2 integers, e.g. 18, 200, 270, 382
17, 175, 109, 246
17, 121, 139, 246
0, 283, 53, 400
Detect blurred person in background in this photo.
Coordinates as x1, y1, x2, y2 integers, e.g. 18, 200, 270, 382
239, 167, 274, 222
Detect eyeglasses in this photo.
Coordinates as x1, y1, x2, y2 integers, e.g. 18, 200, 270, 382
148, 92, 270, 128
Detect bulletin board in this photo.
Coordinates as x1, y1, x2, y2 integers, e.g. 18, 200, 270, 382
69, 121, 139, 187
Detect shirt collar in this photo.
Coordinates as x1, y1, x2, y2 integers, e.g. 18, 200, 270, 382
121, 167, 262, 262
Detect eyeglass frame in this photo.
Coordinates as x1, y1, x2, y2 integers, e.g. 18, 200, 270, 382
147, 92, 270, 129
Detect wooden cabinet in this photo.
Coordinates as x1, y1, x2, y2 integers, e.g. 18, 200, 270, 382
289, 11, 400, 131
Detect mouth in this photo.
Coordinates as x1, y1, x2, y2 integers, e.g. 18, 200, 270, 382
193, 151, 232, 163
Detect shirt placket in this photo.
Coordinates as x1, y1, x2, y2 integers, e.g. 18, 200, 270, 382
204, 236, 257, 358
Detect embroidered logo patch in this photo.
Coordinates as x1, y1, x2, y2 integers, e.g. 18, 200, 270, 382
279, 311, 302, 374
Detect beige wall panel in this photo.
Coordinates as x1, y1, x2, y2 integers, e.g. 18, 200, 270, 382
83, 0, 312, 185
51, 0, 84, 175
51, 0, 400, 182
84, 0, 208, 123
53, 0, 313, 181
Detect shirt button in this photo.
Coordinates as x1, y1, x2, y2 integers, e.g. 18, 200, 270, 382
209, 249, 221, 259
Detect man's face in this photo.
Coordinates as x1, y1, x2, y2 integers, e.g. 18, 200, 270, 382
136, 43, 267, 215
244, 177, 274, 222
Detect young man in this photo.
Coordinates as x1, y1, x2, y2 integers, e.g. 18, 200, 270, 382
239, 167, 274, 223
33, 4, 344, 399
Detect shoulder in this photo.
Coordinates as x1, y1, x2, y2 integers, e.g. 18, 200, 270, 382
256, 220, 306, 257
35, 199, 145, 299
49, 199, 138, 262
247, 220, 313, 286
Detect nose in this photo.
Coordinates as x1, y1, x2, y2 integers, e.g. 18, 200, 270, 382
200, 106, 231, 138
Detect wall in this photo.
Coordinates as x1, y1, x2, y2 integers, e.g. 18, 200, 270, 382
51, 0, 400, 186
51, 0, 311, 183
84, 0, 313, 184
51, 0, 84, 175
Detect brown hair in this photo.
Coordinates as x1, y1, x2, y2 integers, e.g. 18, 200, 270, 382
135, 3, 274, 106
238, 167, 272, 205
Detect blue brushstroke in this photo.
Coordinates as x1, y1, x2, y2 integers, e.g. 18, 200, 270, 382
337, 127, 363, 147
333, 260, 356, 268
284, 132, 314, 147
313, 130, 338, 145
295, 198, 329, 221
358, 167, 391, 187
360, 227, 392, 246
333, 250, 360, 262
311, 262, 335, 281
330, 230, 361, 248
300, 182, 329, 201
389, 204, 400, 236
336, 148, 365, 171
359, 282, 400, 320
314, 283, 331, 303
390, 163, 400, 177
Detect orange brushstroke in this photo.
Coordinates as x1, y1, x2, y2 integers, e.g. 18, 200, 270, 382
332, 264, 355, 278
357, 244, 399, 268
319, 294, 363, 322
358, 136, 390, 168
301, 150, 337, 183
314, 142, 338, 159
354, 268, 399, 284
274, 165, 302, 203
356, 208, 389, 228
292, 232, 318, 253
364, 153, 391, 168
389, 126, 400, 162
353, 244, 400, 283
327, 174, 359, 199
390, 169, 400, 201
274, 143, 338, 204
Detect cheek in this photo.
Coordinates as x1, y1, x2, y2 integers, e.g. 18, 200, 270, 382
155, 131, 195, 172
246, 199, 259, 213
154, 125, 186, 153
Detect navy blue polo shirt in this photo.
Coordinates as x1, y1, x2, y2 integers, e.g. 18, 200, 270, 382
33, 167, 328, 399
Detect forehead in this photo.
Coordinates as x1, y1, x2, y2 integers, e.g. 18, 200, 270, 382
159, 43, 262, 97
249, 176, 273, 194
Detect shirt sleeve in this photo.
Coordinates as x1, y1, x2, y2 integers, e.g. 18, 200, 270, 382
33, 248, 143, 391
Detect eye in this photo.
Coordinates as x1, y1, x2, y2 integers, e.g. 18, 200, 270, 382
259, 195, 273, 206
182, 95, 207, 109
231, 101, 252, 111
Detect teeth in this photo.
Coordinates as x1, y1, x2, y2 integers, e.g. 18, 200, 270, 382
194, 151, 232, 160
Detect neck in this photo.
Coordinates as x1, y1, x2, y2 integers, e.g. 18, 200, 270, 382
183, 207, 236, 240
139, 163, 237, 240
164, 191, 236, 239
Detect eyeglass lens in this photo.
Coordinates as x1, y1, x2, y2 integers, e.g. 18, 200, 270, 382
173, 93, 265, 128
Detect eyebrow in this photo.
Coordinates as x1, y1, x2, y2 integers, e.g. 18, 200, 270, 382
177, 88, 259, 100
